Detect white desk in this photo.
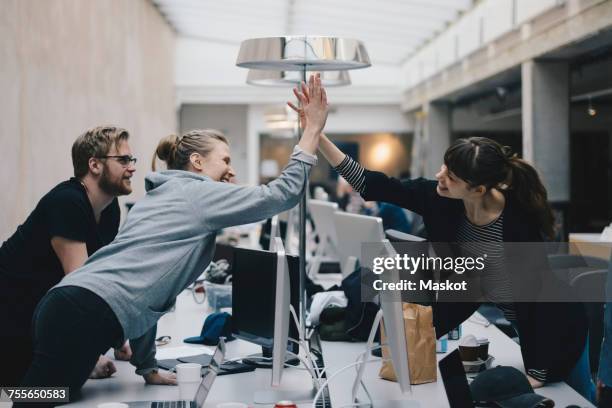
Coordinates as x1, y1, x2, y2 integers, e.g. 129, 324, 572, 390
321, 315, 595, 407
4, 292, 593, 408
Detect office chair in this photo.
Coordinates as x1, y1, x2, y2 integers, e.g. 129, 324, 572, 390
548, 254, 608, 270
570, 267, 609, 374
547, 254, 609, 286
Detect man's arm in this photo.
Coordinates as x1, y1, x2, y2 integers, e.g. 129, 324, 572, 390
50, 236, 88, 275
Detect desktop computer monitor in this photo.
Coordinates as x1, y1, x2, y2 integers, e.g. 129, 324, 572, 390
351, 239, 417, 406
212, 243, 235, 264
333, 211, 385, 278
309, 199, 340, 256
379, 239, 413, 395
231, 240, 299, 386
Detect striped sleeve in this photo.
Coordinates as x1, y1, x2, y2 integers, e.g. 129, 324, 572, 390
527, 368, 548, 382
334, 156, 366, 194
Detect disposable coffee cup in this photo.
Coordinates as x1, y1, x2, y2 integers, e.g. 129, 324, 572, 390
477, 338, 489, 360
176, 362, 202, 382
176, 363, 202, 400
97, 403, 129, 408
458, 345, 480, 362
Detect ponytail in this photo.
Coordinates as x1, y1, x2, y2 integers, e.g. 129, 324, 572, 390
506, 156, 555, 240
152, 129, 229, 171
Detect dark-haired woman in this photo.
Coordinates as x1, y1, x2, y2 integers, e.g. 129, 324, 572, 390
290, 81, 594, 402
337, 135, 592, 399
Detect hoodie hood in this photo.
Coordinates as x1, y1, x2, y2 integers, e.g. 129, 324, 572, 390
145, 170, 211, 192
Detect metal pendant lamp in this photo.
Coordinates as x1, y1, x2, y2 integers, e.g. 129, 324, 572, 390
236, 36, 370, 71
246, 69, 351, 87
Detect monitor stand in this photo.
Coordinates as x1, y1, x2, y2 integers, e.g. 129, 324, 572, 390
248, 345, 317, 404
254, 388, 317, 404
364, 400, 421, 407
242, 346, 299, 368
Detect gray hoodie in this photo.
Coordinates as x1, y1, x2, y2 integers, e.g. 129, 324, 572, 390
56, 146, 316, 374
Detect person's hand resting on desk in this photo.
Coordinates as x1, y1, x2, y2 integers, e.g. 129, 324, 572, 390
89, 355, 117, 379
144, 369, 177, 385
114, 341, 132, 361
527, 375, 544, 389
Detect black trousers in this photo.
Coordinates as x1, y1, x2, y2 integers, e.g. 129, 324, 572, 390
0, 282, 44, 387
601, 386, 612, 408
0, 333, 32, 387
16, 286, 123, 407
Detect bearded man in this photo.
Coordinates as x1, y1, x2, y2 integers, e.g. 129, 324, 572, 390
0, 126, 136, 386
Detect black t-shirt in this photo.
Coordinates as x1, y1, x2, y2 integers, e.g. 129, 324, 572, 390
0, 178, 120, 327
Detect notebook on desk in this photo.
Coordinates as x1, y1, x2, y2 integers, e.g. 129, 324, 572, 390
157, 354, 212, 372
158, 353, 254, 376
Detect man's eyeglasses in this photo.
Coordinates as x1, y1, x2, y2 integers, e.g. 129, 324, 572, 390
97, 155, 137, 166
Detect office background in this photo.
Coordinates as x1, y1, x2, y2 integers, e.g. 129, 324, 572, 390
2, 0, 612, 240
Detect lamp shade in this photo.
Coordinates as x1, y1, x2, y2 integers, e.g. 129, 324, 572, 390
246, 69, 351, 87
236, 36, 370, 71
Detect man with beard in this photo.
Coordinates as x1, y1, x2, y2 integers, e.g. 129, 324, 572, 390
0, 126, 136, 386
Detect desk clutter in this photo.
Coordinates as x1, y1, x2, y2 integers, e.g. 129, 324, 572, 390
158, 353, 255, 377
111, 238, 590, 408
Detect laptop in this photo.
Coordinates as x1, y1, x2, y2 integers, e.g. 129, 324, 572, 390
438, 349, 475, 408
123, 340, 226, 408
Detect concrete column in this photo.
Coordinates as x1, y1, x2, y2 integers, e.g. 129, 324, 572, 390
521, 60, 570, 202
423, 102, 451, 178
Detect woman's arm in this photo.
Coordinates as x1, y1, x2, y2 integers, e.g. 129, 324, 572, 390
328, 146, 433, 215
319, 132, 345, 167
196, 147, 317, 231
288, 92, 432, 215
294, 73, 328, 156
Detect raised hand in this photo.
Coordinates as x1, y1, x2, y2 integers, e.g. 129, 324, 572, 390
288, 73, 328, 134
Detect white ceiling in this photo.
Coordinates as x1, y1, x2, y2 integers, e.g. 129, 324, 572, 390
152, 0, 473, 66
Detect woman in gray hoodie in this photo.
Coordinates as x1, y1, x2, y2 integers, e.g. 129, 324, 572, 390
17, 75, 328, 402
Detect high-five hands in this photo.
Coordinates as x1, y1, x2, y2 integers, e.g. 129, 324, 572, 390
288, 73, 329, 134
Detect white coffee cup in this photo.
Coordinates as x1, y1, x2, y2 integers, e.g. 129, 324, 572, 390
176, 362, 202, 383
97, 403, 129, 408
176, 363, 202, 400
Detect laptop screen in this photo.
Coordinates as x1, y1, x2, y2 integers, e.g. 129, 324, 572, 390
194, 339, 226, 408
438, 349, 474, 408
193, 369, 216, 408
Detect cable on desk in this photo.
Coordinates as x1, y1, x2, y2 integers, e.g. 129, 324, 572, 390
310, 358, 391, 408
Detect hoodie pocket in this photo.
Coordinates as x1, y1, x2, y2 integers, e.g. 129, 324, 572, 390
148, 299, 177, 316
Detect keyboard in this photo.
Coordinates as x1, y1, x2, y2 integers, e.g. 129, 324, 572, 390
151, 401, 192, 408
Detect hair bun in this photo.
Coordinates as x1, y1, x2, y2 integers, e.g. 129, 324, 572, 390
152, 134, 180, 170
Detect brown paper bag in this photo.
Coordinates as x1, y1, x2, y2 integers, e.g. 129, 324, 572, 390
379, 303, 437, 385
